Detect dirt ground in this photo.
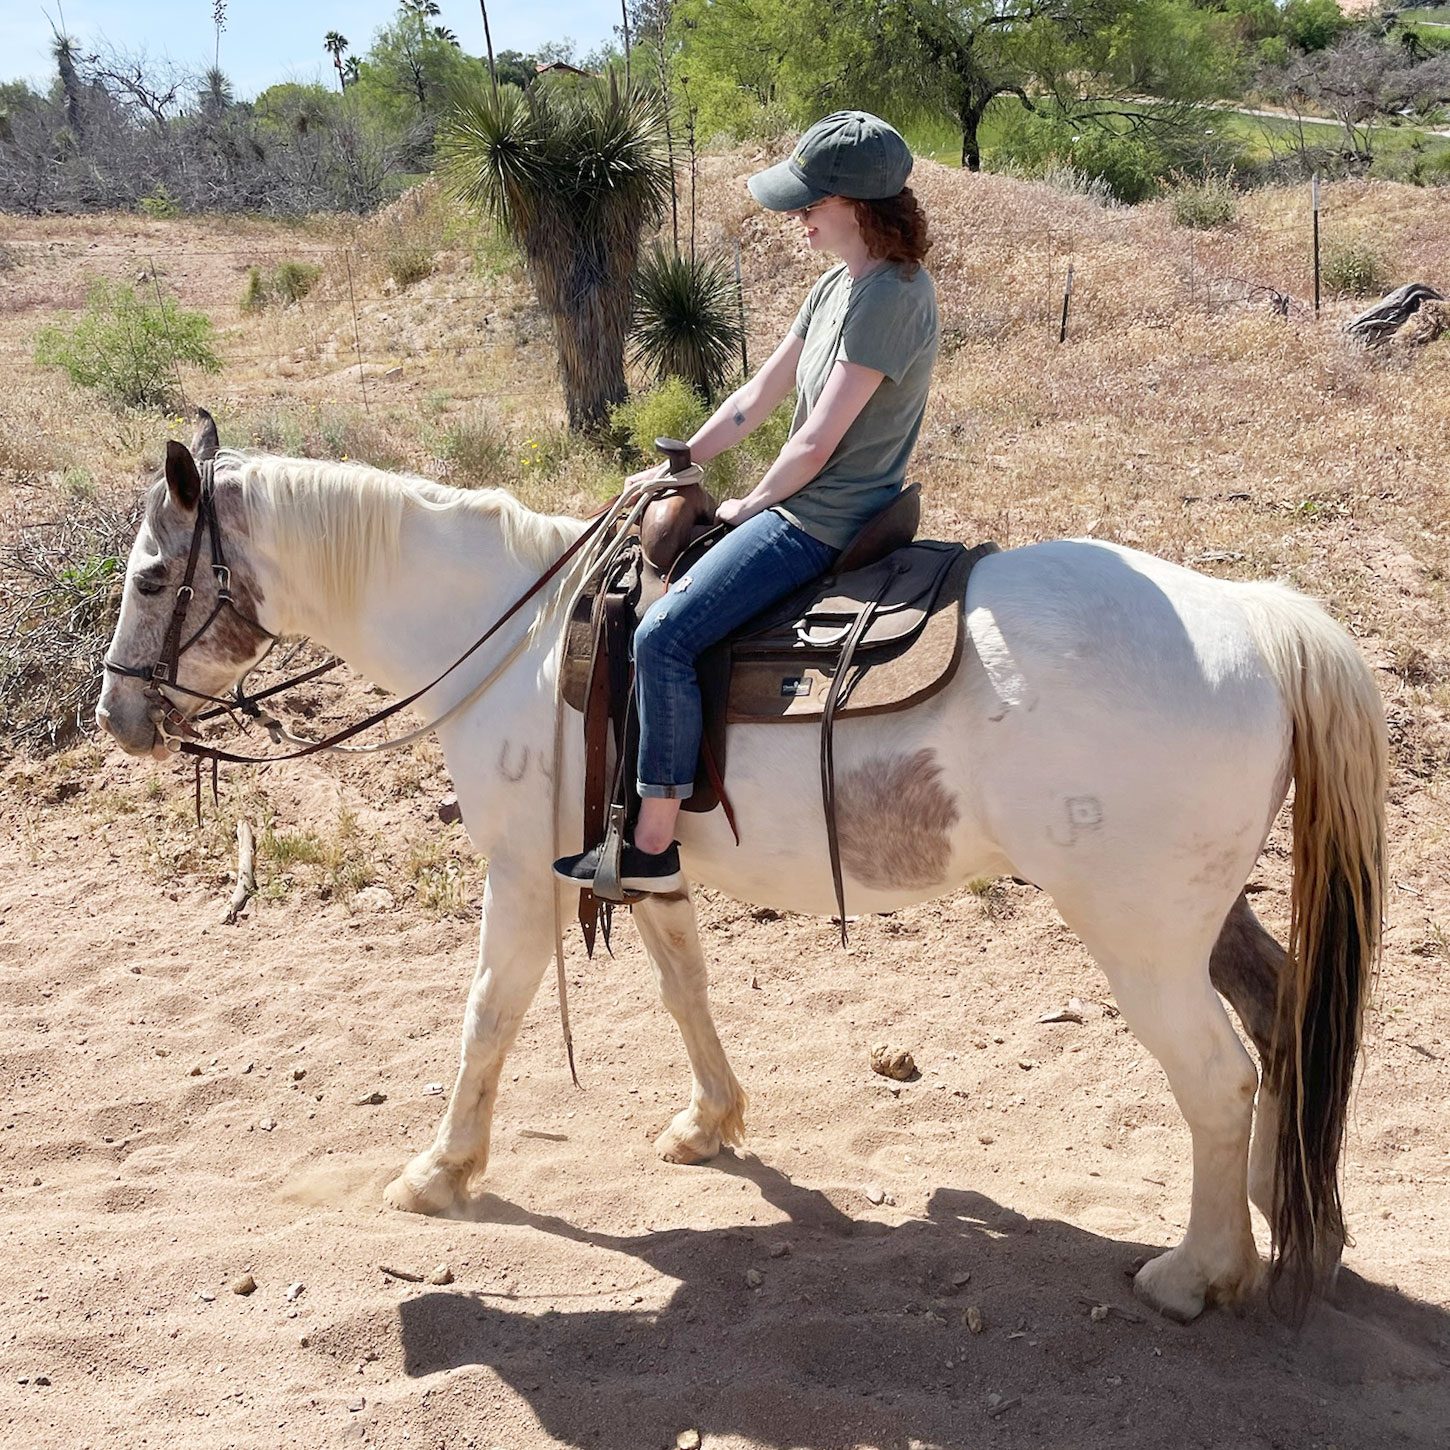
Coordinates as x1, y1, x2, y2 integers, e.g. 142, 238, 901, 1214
1, 722, 1447, 1450
3, 162, 1450, 1450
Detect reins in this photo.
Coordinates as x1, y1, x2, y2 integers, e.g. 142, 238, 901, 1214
110, 458, 683, 1087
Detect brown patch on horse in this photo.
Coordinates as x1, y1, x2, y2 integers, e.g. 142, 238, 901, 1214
836, 748, 959, 891
1209, 892, 1285, 1059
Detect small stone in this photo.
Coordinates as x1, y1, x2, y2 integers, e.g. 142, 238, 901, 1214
298, 1334, 311, 1348
676, 1433, 701, 1450
242, 1062, 254, 1074
197, 1290, 216, 1303
966, 1306, 984, 1334
352, 885, 395, 914
285, 1282, 304, 1302
33, 1375, 51, 1387
423, 1082, 444, 1096
348, 1396, 365, 1412
768, 1242, 791, 1259
258, 1117, 276, 1132
744, 1267, 764, 1289
1039, 999, 1086, 1025
383, 366, 403, 381
189, 1065, 202, 1076
869, 1043, 917, 1081
1090, 1304, 1110, 1322
291, 1068, 306, 1082
1017, 1059, 1034, 1071
438, 794, 462, 825
951, 1271, 972, 1287
425, 1264, 453, 1286
231, 1273, 257, 1296
355, 1091, 387, 1106
863, 1184, 886, 1206
978, 1133, 995, 1145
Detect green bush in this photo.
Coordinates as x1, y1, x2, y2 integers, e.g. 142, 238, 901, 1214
386, 240, 435, 288
34, 279, 220, 410
241, 259, 322, 311
611, 377, 711, 465
1322, 237, 1392, 296
610, 379, 795, 498
138, 184, 180, 219
1169, 172, 1238, 229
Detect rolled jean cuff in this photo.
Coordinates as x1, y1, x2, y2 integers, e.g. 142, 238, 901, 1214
637, 779, 695, 801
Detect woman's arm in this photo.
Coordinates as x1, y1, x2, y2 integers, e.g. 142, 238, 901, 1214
686, 332, 804, 464
717, 359, 884, 526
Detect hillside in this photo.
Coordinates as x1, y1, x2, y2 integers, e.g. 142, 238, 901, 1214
1, 158, 1448, 1447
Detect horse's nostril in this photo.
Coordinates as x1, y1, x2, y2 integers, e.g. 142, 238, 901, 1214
95, 704, 113, 734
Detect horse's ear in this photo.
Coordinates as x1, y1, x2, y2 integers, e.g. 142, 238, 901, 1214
191, 407, 220, 464
164, 440, 202, 511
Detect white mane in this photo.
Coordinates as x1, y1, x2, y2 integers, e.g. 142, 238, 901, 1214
218, 450, 583, 615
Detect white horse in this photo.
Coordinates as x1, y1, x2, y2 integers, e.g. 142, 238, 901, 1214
97, 424, 1386, 1324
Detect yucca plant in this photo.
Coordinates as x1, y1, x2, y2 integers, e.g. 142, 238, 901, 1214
630, 243, 744, 402
439, 76, 672, 433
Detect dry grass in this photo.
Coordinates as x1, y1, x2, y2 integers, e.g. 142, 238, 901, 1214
1, 155, 1447, 906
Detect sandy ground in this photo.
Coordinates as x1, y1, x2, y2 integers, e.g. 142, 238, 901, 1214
1, 731, 1447, 1450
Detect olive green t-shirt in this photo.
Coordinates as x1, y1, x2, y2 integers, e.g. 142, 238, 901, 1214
775, 260, 939, 550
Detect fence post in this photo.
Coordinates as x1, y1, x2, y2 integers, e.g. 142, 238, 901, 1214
734, 240, 749, 378
343, 250, 370, 415
1312, 174, 1321, 318
1058, 262, 1075, 344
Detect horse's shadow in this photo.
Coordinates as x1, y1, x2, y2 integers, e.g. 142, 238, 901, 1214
397, 1155, 1450, 1450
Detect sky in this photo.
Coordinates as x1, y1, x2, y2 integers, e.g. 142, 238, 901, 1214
1, 1, 620, 98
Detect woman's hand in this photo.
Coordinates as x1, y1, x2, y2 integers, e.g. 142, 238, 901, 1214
717, 497, 751, 527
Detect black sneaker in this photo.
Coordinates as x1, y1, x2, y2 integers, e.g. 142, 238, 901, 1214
552, 840, 684, 894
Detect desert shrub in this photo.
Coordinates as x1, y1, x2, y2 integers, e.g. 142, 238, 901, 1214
611, 377, 711, 465
630, 244, 745, 401
441, 412, 511, 488
0, 242, 16, 272
1322, 236, 1392, 296
1169, 172, 1238, 229
241, 259, 322, 311
138, 184, 180, 218
610, 378, 792, 497
386, 239, 435, 288
0, 496, 136, 752
33, 279, 220, 410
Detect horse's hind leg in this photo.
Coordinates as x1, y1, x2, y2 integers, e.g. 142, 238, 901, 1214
385, 867, 552, 1215
1209, 893, 1287, 1232
632, 887, 747, 1165
1058, 899, 1261, 1322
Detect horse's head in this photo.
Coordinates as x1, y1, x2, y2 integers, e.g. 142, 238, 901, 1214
96, 410, 275, 758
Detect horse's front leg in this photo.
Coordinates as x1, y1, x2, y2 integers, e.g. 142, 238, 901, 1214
385, 868, 552, 1215
632, 886, 747, 1165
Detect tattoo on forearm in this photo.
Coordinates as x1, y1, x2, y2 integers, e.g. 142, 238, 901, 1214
731, 406, 746, 427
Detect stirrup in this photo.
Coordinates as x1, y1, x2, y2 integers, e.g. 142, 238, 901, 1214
591, 803, 630, 904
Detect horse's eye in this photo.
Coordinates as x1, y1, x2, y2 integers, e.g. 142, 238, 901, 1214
134, 573, 166, 597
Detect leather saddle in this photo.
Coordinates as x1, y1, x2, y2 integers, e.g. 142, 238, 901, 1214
559, 445, 998, 942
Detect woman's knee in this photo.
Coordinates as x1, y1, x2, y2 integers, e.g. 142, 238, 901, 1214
634, 596, 688, 667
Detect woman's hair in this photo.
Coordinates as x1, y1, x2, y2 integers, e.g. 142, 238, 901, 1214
850, 187, 931, 275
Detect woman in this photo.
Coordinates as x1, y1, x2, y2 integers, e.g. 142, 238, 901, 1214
555, 110, 939, 893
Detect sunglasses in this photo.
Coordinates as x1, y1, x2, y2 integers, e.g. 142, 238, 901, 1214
794, 197, 846, 221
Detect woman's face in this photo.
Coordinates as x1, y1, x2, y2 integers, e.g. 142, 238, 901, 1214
786, 195, 859, 256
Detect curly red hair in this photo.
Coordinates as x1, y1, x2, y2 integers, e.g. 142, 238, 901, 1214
850, 187, 931, 275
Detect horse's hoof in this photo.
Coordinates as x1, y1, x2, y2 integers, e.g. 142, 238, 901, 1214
1132, 1248, 1208, 1324
654, 1112, 721, 1166
383, 1162, 462, 1216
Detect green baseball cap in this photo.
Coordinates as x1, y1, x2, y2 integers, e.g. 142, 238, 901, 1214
748, 111, 914, 211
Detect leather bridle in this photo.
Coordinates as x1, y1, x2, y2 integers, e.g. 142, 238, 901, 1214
103, 460, 282, 741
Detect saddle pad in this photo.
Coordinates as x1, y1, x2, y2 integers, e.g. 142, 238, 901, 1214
721, 540, 998, 724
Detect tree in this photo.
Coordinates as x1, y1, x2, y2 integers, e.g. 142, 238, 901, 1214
440, 76, 672, 431
324, 32, 350, 93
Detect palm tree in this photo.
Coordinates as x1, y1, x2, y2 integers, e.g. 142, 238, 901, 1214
324, 31, 350, 93
440, 76, 672, 433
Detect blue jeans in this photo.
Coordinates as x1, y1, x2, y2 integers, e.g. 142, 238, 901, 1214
634, 508, 838, 799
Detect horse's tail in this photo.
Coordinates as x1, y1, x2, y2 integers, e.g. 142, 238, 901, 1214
1234, 581, 1386, 1314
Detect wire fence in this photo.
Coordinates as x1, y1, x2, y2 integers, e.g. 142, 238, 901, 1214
1, 180, 1421, 426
